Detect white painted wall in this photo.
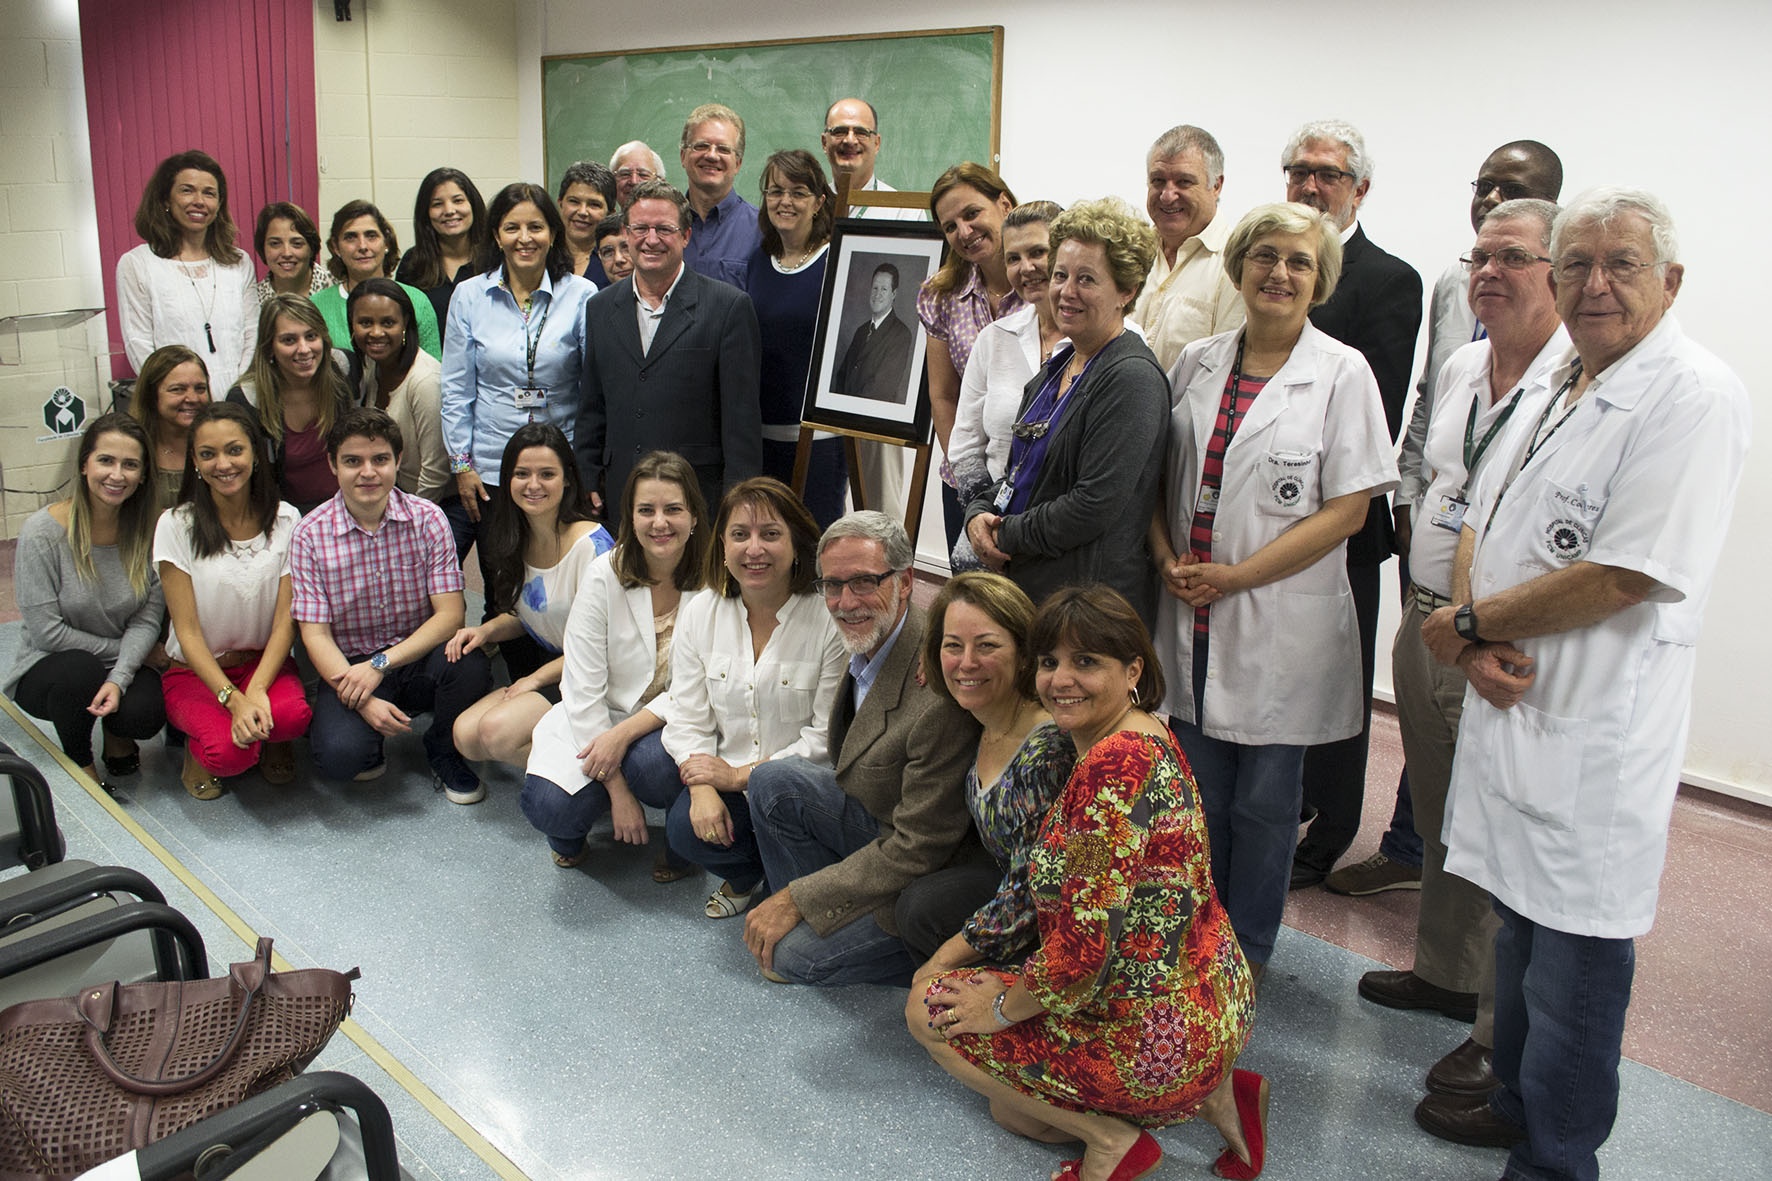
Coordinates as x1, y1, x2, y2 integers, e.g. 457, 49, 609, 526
314, 0, 523, 254
530, 0, 1771, 803
0, 0, 104, 538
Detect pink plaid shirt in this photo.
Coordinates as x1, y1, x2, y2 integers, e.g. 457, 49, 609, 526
915, 262, 1025, 380
288, 487, 463, 657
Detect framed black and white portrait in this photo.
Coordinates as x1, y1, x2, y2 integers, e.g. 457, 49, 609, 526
803, 218, 943, 444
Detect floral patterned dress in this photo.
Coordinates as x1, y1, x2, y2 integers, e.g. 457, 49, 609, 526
960, 721, 1075, 963
940, 729, 1254, 1125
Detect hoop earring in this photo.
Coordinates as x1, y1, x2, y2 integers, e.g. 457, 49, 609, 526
1128, 687, 1140, 708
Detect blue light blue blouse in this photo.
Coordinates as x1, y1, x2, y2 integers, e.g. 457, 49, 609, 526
441, 267, 597, 479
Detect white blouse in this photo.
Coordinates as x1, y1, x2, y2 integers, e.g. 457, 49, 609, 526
153, 502, 300, 661
117, 244, 259, 395
660, 590, 847, 770
516, 525, 613, 655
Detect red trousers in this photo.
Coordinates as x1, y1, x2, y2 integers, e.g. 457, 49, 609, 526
162, 658, 312, 778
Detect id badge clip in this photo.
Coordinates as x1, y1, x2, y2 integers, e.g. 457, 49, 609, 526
1430, 494, 1468, 533
515, 386, 548, 410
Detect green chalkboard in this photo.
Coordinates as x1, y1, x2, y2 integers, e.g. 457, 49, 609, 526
542, 28, 1001, 205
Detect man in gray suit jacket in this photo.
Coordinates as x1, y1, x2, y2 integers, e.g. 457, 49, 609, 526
575, 180, 762, 514
743, 512, 980, 986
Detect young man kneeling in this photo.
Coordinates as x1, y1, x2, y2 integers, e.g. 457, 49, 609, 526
289, 408, 492, 801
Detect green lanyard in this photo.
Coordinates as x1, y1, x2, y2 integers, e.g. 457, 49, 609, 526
1457, 384, 1525, 499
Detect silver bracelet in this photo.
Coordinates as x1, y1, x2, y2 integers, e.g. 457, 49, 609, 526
991, 989, 1016, 1028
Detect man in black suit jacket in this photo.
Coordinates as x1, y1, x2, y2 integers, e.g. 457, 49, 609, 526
1279, 120, 1424, 889
831, 263, 915, 404
575, 180, 762, 514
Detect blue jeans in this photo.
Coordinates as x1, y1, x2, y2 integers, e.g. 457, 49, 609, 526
520, 731, 688, 861
1489, 897, 1635, 1181
663, 774, 766, 895
1377, 769, 1424, 866
309, 647, 491, 790
748, 755, 917, 986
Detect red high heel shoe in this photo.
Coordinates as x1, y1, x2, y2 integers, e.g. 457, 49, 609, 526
1052, 1129, 1163, 1181
1212, 1069, 1268, 1179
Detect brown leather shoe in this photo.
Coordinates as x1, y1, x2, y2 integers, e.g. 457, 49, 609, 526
1414, 1092, 1526, 1148
1428, 1037, 1501, 1097
1358, 969, 1478, 1022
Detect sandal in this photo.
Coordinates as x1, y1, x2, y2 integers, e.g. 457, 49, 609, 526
180, 752, 224, 801
652, 851, 696, 884
552, 844, 588, 869
259, 741, 296, 785
704, 880, 758, 919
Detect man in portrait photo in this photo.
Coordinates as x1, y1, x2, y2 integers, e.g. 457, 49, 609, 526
831, 262, 915, 405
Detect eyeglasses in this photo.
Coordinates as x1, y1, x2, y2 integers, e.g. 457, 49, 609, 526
626, 223, 682, 239
811, 570, 900, 598
824, 124, 878, 140
688, 141, 737, 158
1553, 255, 1663, 284
1461, 247, 1552, 271
1282, 164, 1356, 187
764, 187, 817, 203
613, 167, 656, 183
1244, 247, 1318, 276
1471, 178, 1535, 202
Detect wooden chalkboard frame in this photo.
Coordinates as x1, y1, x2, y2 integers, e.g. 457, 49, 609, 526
541, 27, 1003, 197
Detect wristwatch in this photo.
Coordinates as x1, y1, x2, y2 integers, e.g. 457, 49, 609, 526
369, 651, 390, 672
215, 684, 234, 706
991, 989, 1016, 1028
1453, 604, 1484, 644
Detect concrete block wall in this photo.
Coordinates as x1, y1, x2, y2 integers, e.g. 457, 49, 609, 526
0, 0, 106, 539
314, 0, 521, 257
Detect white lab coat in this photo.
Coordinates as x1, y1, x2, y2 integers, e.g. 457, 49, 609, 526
1444, 317, 1751, 938
1155, 323, 1398, 745
1409, 326, 1571, 598
525, 557, 700, 793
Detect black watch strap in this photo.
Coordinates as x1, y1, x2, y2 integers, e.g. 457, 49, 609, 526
1453, 604, 1484, 644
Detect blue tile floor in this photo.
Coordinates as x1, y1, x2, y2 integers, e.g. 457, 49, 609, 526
1, 623, 1767, 1180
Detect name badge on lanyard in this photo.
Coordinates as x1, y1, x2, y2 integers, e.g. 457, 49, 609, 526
1194, 485, 1220, 516
993, 482, 1014, 513
1429, 493, 1467, 533
515, 386, 548, 411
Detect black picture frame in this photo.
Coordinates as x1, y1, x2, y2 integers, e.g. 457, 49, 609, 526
802, 218, 945, 445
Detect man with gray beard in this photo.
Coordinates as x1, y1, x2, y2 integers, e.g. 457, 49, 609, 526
742, 511, 980, 986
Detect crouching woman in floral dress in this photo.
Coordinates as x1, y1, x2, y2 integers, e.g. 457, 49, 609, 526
908, 584, 1268, 1181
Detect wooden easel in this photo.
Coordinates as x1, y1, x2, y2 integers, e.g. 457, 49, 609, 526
791, 176, 937, 548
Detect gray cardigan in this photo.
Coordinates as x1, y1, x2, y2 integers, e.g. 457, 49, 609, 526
3, 508, 164, 696
965, 328, 1170, 629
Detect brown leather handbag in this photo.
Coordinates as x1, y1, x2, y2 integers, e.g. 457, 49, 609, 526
0, 937, 357, 1181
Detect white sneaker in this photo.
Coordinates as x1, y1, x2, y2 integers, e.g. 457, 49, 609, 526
441, 780, 486, 805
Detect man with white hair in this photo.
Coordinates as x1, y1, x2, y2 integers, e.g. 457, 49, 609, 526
608, 141, 665, 207
1279, 119, 1425, 890
741, 511, 980, 986
1130, 123, 1243, 371
1418, 188, 1749, 1176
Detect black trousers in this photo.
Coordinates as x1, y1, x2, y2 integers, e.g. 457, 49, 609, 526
13, 651, 165, 768
1295, 556, 1381, 872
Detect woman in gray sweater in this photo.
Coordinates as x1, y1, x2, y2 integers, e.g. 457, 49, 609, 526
5, 414, 166, 785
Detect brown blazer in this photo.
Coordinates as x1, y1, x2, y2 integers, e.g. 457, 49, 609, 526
788, 605, 982, 937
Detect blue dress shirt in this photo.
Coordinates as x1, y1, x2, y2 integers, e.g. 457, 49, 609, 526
682, 190, 762, 292
441, 266, 596, 479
